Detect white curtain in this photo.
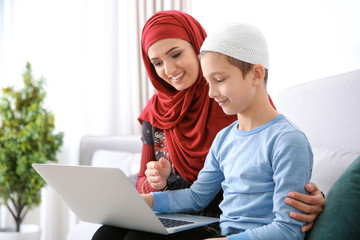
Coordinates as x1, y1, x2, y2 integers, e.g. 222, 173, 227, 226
0, 0, 191, 239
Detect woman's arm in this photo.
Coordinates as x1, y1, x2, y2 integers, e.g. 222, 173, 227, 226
136, 121, 165, 193
135, 143, 164, 193
285, 182, 325, 232
136, 121, 190, 193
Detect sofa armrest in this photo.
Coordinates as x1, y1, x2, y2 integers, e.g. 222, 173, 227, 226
79, 135, 142, 166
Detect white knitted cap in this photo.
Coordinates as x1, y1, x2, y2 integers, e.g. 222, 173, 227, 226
200, 22, 269, 70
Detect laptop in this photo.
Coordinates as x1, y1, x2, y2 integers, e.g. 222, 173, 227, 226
32, 164, 219, 235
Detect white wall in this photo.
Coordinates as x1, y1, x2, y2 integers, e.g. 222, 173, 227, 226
191, 0, 360, 105
0, 1, 137, 239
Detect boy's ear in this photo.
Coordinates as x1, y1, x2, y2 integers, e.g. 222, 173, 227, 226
252, 64, 265, 86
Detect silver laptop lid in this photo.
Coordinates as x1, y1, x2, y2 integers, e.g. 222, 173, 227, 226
33, 164, 168, 234
32, 164, 219, 235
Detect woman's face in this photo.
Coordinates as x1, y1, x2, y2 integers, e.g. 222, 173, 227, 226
147, 38, 200, 91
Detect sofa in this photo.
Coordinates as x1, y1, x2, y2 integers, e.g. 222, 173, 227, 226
66, 69, 360, 240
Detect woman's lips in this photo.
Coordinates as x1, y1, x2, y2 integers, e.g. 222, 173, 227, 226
171, 72, 185, 83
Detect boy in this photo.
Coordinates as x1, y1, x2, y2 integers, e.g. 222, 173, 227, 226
143, 22, 313, 240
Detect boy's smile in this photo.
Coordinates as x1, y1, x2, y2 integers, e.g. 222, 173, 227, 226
200, 52, 256, 116
216, 99, 228, 107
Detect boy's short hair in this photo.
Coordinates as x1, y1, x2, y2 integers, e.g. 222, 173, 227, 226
198, 51, 269, 84
200, 22, 269, 83
225, 55, 268, 84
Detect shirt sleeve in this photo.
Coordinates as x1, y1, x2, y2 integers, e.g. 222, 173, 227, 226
228, 232, 251, 240
245, 131, 313, 240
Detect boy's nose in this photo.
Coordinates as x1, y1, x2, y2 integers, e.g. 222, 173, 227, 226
208, 83, 217, 99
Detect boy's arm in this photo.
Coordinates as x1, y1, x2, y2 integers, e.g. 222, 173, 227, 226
238, 131, 313, 240
147, 139, 225, 214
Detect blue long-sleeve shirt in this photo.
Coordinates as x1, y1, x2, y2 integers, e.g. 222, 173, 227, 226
152, 114, 313, 240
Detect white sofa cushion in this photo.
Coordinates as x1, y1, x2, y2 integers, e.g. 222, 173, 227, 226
310, 147, 360, 195
91, 149, 141, 182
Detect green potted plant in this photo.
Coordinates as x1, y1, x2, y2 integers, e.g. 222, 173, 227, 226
0, 62, 64, 237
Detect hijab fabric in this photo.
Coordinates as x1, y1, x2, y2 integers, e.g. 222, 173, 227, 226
139, 10, 237, 183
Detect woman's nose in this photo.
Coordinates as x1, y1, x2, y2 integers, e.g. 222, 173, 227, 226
164, 61, 176, 77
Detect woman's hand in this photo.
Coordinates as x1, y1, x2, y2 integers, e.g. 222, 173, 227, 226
285, 182, 325, 232
145, 157, 171, 190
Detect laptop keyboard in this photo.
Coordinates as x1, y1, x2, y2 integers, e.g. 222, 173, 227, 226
158, 217, 194, 228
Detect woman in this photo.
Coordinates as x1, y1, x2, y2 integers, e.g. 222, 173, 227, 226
92, 10, 324, 239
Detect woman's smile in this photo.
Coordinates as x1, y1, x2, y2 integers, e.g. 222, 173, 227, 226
170, 71, 185, 83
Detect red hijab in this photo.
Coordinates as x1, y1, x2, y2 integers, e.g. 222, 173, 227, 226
139, 10, 274, 184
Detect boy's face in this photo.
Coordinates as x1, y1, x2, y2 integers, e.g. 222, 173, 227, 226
200, 52, 256, 115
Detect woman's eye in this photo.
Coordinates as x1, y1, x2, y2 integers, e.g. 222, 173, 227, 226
172, 52, 181, 58
152, 61, 162, 67
216, 79, 224, 83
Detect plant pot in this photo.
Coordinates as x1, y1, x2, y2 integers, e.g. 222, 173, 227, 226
0, 224, 41, 240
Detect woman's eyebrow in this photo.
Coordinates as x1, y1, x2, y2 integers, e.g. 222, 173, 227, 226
165, 47, 179, 55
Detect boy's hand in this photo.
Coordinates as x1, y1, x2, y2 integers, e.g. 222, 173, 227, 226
285, 182, 325, 232
145, 157, 171, 190
141, 193, 154, 208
